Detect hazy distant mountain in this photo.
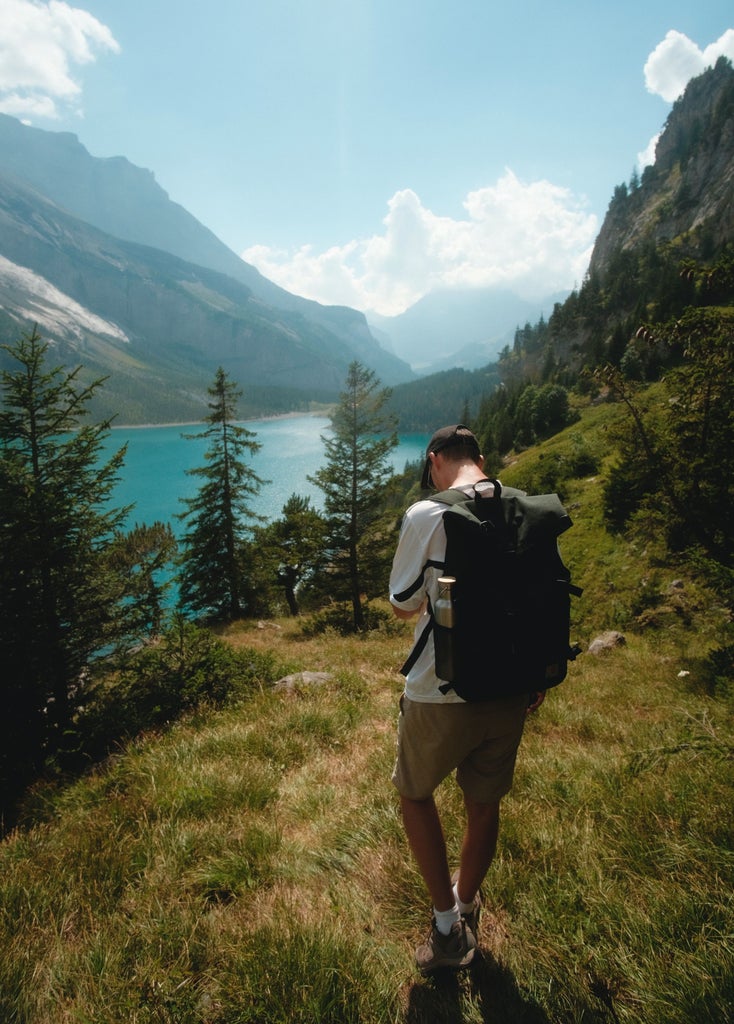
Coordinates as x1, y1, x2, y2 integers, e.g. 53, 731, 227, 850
0, 114, 395, 352
368, 287, 568, 374
0, 115, 414, 422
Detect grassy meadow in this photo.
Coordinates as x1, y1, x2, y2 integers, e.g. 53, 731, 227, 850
1, 407, 733, 1023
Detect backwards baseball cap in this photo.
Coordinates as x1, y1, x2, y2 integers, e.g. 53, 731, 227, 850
420, 424, 481, 489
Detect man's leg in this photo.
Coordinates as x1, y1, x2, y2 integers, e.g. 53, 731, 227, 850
455, 797, 500, 904
400, 794, 454, 912
401, 792, 476, 974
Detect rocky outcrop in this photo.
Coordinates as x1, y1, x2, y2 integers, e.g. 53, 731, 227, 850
589, 58, 734, 278
588, 631, 626, 655
272, 672, 334, 694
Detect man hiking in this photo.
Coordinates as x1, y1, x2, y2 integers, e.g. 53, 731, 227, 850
389, 424, 543, 974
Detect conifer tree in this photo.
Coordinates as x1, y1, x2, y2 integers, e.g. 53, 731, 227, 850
177, 367, 265, 620
309, 361, 397, 631
0, 329, 128, 798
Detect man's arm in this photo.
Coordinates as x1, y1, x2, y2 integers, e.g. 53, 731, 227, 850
389, 503, 436, 622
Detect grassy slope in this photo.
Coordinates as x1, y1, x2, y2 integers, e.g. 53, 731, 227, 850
1, 400, 732, 1024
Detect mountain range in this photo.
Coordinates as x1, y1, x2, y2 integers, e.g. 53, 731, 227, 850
0, 114, 414, 421
1, 57, 732, 424
368, 287, 568, 374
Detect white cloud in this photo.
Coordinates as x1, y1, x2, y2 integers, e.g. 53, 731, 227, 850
0, 0, 119, 119
638, 29, 734, 172
637, 132, 660, 172
242, 172, 597, 317
644, 28, 734, 103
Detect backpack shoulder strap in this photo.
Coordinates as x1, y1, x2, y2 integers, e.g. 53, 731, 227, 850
398, 484, 490, 679
399, 615, 433, 677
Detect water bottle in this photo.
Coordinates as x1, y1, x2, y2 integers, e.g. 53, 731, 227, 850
434, 576, 456, 681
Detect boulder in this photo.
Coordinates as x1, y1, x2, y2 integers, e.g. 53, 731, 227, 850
272, 671, 333, 694
588, 631, 626, 655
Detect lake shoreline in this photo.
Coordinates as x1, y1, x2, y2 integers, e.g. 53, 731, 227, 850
104, 418, 429, 532
111, 410, 333, 431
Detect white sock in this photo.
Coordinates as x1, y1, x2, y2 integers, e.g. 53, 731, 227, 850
453, 880, 475, 915
433, 903, 461, 935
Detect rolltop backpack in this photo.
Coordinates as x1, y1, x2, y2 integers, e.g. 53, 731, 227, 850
401, 479, 582, 700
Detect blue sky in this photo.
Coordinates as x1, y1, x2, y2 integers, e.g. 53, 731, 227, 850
1, 1, 733, 316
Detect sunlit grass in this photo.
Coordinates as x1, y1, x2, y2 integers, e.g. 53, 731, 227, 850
1, 456, 733, 1022
2, 625, 731, 1023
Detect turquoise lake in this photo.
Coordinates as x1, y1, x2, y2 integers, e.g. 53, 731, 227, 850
104, 416, 431, 532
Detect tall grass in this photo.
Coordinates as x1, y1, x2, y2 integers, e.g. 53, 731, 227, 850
2, 622, 731, 1023
1, 420, 733, 1023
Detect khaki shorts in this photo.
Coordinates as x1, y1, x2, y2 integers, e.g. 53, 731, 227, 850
391, 694, 529, 803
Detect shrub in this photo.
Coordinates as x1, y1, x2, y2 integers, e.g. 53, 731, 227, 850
76, 619, 285, 759
566, 432, 600, 477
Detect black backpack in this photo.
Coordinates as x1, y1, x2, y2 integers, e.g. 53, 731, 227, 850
401, 479, 582, 701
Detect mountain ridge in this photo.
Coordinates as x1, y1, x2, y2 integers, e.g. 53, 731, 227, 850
0, 113, 372, 333
387, 59, 734, 431
2, 58, 732, 425
0, 119, 414, 421
588, 56, 734, 279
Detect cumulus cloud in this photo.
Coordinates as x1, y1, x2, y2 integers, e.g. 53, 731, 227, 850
644, 28, 734, 103
637, 132, 660, 173
0, 0, 119, 119
637, 29, 734, 172
242, 172, 597, 317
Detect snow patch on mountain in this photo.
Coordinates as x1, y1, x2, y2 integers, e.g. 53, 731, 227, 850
0, 256, 129, 344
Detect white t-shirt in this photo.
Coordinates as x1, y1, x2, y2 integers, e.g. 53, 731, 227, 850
389, 491, 470, 702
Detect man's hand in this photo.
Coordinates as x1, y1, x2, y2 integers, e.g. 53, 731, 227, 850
527, 691, 546, 712
391, 600, 426, 621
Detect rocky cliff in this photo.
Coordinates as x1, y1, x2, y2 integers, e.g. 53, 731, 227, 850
589, 57, 734, 277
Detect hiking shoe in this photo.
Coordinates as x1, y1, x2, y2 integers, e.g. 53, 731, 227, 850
415, 918, 476, 975
452, 870, 482, 937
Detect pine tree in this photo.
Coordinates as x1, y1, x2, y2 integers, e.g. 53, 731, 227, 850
309, 361, 397, 631
177, 368, 265, 620
0, 329, 128, 797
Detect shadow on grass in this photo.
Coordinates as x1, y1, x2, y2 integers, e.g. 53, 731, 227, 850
405, 949, 551, 1024
405, 949, 622, 1023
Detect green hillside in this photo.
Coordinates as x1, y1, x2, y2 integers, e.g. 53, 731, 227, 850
2, 393, 732, 1024
2, 61, 734, 1022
